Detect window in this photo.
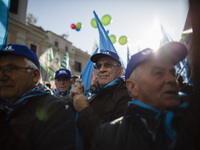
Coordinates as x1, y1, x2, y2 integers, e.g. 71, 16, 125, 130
75, 61, 81, 72
65, 46, 68, 52
9, 0, 18, 14
55, 41, 59, 47
30, 44, 37, 53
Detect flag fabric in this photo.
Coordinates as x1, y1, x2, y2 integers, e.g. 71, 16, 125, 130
0, 0, 11, 50
39, 46, 54, 79
61, 52, 71, 70
49, 49, 61, 78
80, 48, 98, 99
160, 24, 173, 45
176, 56, 192, 84
93, 11, 126, 77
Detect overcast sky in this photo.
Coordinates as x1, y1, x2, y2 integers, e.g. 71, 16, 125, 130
27, 0, 189, 65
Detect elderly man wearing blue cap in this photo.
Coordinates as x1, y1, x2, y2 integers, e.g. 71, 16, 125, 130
71, 50, 132, 150
70, 11, 132, 150
0, 44, 75, 150
91, 42, 195, 150
54, 69, 73, 103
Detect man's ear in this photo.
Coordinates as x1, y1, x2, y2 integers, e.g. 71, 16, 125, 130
126, 79, 139, 98
32, 69, 40, 84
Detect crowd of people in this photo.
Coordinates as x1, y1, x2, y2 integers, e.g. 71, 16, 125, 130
0, 4, 199, 150
0, 40, 196, 150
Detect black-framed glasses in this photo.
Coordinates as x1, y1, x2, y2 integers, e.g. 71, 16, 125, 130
94, 62, 121, 70
0, 65, 34, 76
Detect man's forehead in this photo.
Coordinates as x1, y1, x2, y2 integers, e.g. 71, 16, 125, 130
142, 56, 175, 70
56, 76, 71, 79
0, 55, 25, 64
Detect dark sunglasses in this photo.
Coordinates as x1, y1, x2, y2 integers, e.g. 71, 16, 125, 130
94, 62, 120, 70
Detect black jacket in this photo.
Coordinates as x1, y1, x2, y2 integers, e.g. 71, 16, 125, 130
77, 78, 132, 149
0, 94, 76, 150
91, 101, 195, 150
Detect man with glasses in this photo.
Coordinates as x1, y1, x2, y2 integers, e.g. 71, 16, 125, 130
0, 44, 75, 150
70, 50, 132, 149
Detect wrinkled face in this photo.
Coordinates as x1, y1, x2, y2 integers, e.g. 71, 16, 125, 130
95, 57, 123, 87
55, 76, 71, 93
126, 56, 180, 110
0, 55, 38, 102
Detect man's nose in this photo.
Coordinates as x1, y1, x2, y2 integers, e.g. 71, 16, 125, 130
99, 64, 106, 71
0, 71, 8, 81
165, 73, 177, 85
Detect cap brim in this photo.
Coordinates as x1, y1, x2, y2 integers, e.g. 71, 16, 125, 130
158, 42, 188, 65
91, 53, 114, 63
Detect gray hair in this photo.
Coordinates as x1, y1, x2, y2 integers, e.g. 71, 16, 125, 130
127, 65, 143, 99
129, 65, 142, 81
24, 58, 43, 84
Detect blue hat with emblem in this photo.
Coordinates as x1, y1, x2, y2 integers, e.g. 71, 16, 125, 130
125, 42, 188, 80
91, 50, 121, 65
0, 44, 40, 69
90, 11, 121, 65
55, 69, 71, 79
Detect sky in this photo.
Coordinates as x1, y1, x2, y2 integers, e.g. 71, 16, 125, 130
27, 0, 189, 65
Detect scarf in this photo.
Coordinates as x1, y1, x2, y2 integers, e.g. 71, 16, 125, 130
54, 86, 72, 96
0, 84, 51, 119
128, 100, 189, 149
91, 78, 121, 97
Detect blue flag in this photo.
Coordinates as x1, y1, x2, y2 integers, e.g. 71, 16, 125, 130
80, 48, 98, 99
0, 0, 11, 50
160, 24, 173, 45
93, 10, 126, 77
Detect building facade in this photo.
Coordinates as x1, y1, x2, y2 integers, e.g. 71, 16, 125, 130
6, 0, 91, 84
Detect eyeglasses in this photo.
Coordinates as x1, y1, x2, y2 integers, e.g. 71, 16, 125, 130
0, 65, 34, 76
94, 62, 121, 70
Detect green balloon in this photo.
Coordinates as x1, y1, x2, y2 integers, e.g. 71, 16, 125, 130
76, 22, 82, 29
91, 18, 97, 28
119, 36, 128, 45
181, 35, 186, 41
101, 14, 111, 26
109, 35, 116, 44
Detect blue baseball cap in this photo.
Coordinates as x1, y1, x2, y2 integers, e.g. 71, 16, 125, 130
91, 50, 121, 65
55, 69, 71, 79
0, 44, 40, 69
125, 42, 188, 80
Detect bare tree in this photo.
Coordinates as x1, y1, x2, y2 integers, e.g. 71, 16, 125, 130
26, 13, 37, 25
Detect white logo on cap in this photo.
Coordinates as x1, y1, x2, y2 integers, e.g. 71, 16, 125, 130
4, 46, 15, 51
103, 51, 111, 56
59, 70, 67, 74
141, 49, 152, 55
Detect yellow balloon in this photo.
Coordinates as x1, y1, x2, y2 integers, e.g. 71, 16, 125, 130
119, 36, 128, 45
91, 18, 97, 28
109, 35, 116, 44
101, 14, 111, 26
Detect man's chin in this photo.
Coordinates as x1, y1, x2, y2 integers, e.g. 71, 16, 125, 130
162, 99, 180, 110
99, 81, 109, 87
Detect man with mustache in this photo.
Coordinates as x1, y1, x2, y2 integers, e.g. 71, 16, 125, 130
91, 42, 195, 150
70, 50, 132, 149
